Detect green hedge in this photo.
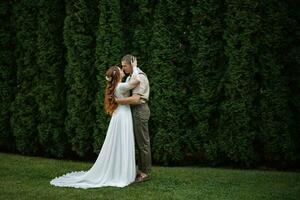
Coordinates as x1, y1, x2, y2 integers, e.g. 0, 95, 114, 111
35, 0, 67, 158
10, 0, 40, 155
0, 0, 299, 167
63, 0, 98, 158
0, 1, 16, 152
93, 0, 123, 154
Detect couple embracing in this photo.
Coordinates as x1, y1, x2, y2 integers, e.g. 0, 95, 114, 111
50, 55, 151, 188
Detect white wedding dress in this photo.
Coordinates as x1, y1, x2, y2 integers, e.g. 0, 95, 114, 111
50, 82, 136, 188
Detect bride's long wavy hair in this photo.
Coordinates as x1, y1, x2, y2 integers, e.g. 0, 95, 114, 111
104, 66, 120, 116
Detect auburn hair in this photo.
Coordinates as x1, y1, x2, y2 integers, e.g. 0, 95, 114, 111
104, 66, 120, 116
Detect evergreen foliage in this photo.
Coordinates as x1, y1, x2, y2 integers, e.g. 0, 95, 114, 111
0, 0, 298, 167
256, 0, 297, 166
63, 0, 97, 158
188, 0, 225, 165
93, 0, 123, 153
148, 1, 188, 165
35, 0, 67, 157
0, 1, 16, 151
10, 0, 40, 155
130, 0, 153, 66
219, 0, 261, 166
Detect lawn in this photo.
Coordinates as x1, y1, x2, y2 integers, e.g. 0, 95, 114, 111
0, 152, 299, 200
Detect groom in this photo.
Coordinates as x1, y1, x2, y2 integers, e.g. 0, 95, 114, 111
116, 54, 151, 183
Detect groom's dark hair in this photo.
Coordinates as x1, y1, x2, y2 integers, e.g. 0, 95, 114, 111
121, 54, 134, 65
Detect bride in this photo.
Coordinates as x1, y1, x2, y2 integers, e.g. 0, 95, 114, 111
50, 65, 138, 188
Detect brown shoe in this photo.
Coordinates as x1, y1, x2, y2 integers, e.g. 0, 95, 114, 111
135, 174, 150, 183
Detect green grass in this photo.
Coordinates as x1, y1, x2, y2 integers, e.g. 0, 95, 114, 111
0, 152, 299, 200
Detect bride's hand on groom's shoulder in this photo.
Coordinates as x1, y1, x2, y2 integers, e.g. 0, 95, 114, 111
131, 56, 137, 68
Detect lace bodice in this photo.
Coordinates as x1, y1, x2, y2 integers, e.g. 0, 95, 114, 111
114, 82, 131, 98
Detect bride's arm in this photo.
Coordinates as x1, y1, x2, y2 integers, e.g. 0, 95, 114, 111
119, 77, 140, 92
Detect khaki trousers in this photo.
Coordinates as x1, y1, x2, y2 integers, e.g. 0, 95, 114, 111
131, 103, 151, 174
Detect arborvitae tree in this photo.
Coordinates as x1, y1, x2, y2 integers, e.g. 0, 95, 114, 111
188, 0, 225, 164
93, 0, 123, 153
35, 0, 67, 157
220, 0, 260, 166
63, 0, 97, 158
163, 0, 193, 165
119, 0, 134, 50
0, 1, 16, 151
10, 0, 40, 155
148, 1, 186, 165
130, 0, 153, 66
257, 1, 296, 166
120, 0, 155, 95
284, 0, 300, 164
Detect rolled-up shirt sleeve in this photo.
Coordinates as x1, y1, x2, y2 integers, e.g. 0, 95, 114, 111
132, 74, 147, 95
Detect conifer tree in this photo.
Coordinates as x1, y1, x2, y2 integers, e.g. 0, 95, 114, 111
35, 0, 67, 157
257, 0, 296, 165
148, 1, 186, 165
93, 0, 123, 153
188, 0, 225, 164
130, 0, 153, 67
220, 0, 260, 166
63, 0, 97, 158
0, 1, 16, 151
10, 0, 40, 155
283, 0, 300, 164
